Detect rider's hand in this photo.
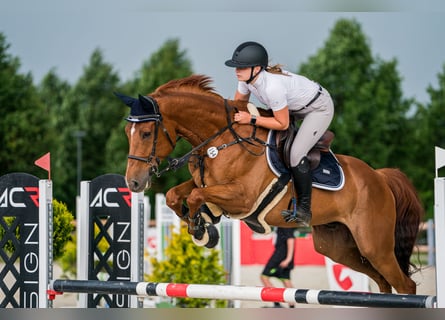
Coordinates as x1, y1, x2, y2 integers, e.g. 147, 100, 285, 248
234, 111, 251, 124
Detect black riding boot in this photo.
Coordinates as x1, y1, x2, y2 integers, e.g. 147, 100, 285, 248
281, 157, 312, 226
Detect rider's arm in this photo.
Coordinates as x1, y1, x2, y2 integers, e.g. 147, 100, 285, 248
256, 107, 289, 131
280, 237, 295, 267
234, 90, 250, 101
234, 105, 289, 130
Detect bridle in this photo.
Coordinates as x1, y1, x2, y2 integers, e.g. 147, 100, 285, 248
126, 96, 269, 178
126, 95, 176, 177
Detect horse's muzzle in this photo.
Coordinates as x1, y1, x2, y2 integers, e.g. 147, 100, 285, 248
126, 175, 151, 193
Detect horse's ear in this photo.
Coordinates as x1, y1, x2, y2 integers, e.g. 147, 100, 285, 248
138, 94, 157, 114
114, 92, 137, 108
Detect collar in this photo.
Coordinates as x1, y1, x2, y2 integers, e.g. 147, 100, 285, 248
249, 69, 265, 88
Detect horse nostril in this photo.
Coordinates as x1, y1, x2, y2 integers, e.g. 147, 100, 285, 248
128, 179, 139, 191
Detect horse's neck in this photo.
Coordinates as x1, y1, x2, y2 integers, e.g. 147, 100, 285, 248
166, 95, 230, 147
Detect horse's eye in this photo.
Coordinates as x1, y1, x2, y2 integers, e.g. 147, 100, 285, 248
141, 132, 151, 139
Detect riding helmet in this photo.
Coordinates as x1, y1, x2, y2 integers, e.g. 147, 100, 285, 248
225, 41, 268, 68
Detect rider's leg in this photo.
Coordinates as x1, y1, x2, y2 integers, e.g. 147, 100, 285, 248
281, 156, 312, 226
282, 94, 334, 226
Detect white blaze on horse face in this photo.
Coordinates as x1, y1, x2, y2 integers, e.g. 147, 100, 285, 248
131, 123, 136, 137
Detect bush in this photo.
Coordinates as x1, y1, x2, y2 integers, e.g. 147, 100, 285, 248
0, 199, 74, 260
146, 224, 228, 308
52, 199, 75, 260
58, 220, 113, 278
57, 233, 77, 278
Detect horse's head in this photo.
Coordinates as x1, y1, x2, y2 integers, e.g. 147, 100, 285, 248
115, 92, 176, 192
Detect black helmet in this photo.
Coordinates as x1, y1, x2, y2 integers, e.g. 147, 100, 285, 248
225, 41, 268, 68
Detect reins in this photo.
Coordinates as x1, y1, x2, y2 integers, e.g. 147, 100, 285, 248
128, 97, 270, 179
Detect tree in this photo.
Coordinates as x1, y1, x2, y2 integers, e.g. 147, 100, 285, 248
0, 33, 54, 177
76, 49, 122, 180
410, 64, 445, 218
298, 19, 413, 169
299, 18, 373, 115
54, 49, 122, 211
37, 69, 72, 203
105, 39, 194, 218
130, 38, 193, 94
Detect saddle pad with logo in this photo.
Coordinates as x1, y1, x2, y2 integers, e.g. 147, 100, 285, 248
266, 130, 345, 191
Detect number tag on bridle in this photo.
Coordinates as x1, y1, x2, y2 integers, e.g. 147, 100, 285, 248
207, 146, 218, 158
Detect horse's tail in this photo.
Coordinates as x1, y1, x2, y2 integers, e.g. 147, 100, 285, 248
377, 168, 424, 276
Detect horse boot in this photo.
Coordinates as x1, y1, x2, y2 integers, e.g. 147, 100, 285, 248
281, 156, 312, 226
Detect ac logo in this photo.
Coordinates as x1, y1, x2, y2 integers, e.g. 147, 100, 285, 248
325, 257, 369, 292
332, 264, 353, 290
0, 187, 39, 208
90, 187, 131, 207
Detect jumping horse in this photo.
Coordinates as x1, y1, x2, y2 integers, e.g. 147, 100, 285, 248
117, 75, 423, 294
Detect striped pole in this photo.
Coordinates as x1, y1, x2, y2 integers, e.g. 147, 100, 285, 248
49, 280, 437, 308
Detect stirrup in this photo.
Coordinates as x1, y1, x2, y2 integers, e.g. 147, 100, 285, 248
281, 209, 312, 227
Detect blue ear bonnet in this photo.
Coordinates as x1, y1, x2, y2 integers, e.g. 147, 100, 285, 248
114, 92, 160, 122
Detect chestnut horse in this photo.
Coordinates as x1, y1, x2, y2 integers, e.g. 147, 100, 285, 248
117, 75, 423, 294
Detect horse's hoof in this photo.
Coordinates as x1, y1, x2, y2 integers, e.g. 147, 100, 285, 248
192, 223, 220, 248
204, 224, 220, 249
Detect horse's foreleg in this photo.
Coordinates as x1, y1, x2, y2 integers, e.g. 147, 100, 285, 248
165, 179, 197, 221
185, 183, 249, 245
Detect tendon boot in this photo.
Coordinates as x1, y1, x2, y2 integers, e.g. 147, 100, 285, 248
281, 157, 312, 226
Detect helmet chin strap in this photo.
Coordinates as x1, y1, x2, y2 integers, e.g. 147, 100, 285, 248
246, 66, 262, 84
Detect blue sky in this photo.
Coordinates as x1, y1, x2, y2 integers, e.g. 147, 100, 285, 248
1, 0, 444, 104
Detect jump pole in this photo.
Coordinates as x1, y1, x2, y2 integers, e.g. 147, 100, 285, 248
434, 146, 445, 307
48, 280, 437, 308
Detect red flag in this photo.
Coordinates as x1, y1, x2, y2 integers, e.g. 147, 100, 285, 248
34, 152, 51, 180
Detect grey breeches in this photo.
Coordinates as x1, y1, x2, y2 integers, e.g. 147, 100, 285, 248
289, 88, 334, 167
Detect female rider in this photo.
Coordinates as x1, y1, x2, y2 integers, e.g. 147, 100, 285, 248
225, 41, 334, 226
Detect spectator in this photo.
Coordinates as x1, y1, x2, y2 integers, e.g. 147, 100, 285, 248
260, 227, 297, 308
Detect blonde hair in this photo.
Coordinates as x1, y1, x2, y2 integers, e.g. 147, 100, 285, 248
265, 64, 289, 76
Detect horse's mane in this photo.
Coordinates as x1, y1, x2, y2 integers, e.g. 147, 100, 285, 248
154, 74, 222, 99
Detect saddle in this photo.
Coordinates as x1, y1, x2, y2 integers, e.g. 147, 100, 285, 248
249, 104, 335, 169
279, 122, 335, 170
